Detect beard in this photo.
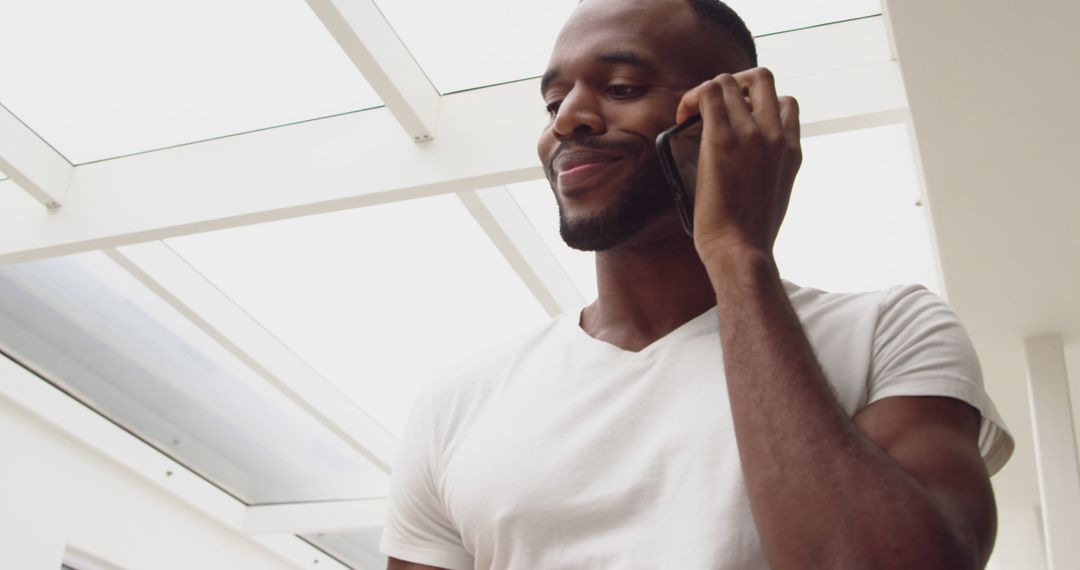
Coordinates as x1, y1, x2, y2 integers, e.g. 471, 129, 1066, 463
550, 150, 674, 252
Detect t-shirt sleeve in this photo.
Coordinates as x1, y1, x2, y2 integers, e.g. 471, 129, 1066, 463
380, 382, 475, 570
867, 284, 1014, 475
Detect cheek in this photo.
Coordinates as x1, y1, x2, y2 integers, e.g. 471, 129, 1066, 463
642, 105, 680, 136
606, 100, 679, 141
537, 128, 556, 160
537, 129, 560, 182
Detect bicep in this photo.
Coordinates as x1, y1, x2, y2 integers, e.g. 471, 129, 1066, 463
854, 395, 997, 566
387, 556, 448, 570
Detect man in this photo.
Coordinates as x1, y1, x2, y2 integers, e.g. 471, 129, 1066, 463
380, 0, 1013, 568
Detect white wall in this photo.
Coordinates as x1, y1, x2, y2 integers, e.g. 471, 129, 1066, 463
0, 394, 296, 570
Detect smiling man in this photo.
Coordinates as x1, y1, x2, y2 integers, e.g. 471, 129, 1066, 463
380, 1, 1013, 569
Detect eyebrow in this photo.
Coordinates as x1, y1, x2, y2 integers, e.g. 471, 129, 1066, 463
596, 50, 647, 67
540, 50, 653, 94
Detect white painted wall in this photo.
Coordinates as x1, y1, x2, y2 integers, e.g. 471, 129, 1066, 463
0, 395, 296, 570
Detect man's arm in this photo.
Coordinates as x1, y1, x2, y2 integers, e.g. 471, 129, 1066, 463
680, 68, 997, 568
710, 253, 994, 569
855, 393, 997, 564
387, 557, 446, 570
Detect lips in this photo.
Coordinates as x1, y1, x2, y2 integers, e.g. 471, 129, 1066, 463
552, 150, 622, 190
553, 150, 620, 172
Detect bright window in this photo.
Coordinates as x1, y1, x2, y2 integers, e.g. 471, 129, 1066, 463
0, 0, 381, 163
374, 0, 880, 94
0, 252, 388, 504
166, 194, 550, 438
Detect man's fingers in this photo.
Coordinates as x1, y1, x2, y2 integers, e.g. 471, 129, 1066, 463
778, 96, 801, 147
736, 68, 782, 139
676, 79, 718, 125
717, 74, 754, 136
675, 84, 703, 125
686, 79, 733, 140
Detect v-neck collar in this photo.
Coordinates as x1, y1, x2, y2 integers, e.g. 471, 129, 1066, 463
557, 281, 801, 363
561, 303, 718, 362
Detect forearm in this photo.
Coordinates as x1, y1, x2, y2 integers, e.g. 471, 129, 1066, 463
709, 249, 975, 570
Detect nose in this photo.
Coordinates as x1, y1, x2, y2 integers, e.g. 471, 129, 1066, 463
552, 86, 606, 139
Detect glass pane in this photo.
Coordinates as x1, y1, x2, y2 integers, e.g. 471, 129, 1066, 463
374, 0, 880, 94
510, 122, 939, 299
165, 194, 549, 438
374, 0, 577, 94
304, 528, 385, 570
774, 123, 940, 295
0, 0, 381, 164
728, 0, 881, 36
0, 252, 388, 504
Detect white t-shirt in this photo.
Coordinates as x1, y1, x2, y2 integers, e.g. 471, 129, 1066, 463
380, 282, 1013, 569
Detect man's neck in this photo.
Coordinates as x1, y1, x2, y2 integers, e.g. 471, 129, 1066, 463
581, 226, 718, 352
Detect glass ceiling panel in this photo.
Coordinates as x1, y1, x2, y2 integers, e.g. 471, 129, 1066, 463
509, 122, 940, 300
774, 124, 940, 295
374, 0, 881, 94
0, 0, 381, 164
0, 251, 388, 505
165, 194, 549, 438
303, 528, 385, 570
508, 181, 598, 302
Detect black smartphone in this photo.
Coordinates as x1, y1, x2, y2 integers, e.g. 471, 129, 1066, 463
655, 114, 703, 237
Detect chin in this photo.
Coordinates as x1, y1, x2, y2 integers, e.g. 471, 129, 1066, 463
559, 198, 677, 253
557, 195, 612, 223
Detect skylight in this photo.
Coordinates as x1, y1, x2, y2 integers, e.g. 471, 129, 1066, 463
0, 251, 388, 504
165, 194, 550, 438
0, 0, 382, 163
373, 0, 881, 94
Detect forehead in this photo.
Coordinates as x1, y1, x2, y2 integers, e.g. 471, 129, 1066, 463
546, 0, 718, 78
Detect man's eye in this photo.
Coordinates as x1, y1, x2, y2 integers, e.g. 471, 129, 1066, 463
545, 100, 562, 118
607, 84, 643, 98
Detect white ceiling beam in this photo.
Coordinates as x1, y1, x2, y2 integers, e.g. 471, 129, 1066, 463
1024, 334, 1080, 570
0, 101, 540, 267
104, 242, 399, 473
0, 103, 72, 209
306, 0, 439, 141
458, 188, 585, 316
244, 499, 388, 535
801, 108, 909, 139
0, 351, 348, 570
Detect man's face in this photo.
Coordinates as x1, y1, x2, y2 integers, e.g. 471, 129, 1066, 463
536, 0, 732, 251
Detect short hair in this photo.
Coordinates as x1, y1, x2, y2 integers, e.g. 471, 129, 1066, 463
685, 0, 758, 69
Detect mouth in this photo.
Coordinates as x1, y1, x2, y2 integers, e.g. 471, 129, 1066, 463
553, 151, 623, 192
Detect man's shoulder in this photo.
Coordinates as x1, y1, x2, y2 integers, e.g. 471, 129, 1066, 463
784, 280, 943, 322
784, 281, 962, 357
